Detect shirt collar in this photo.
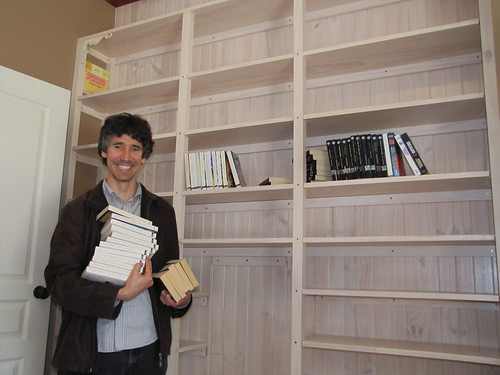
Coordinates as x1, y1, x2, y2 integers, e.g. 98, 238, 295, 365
102, 179, 142, 205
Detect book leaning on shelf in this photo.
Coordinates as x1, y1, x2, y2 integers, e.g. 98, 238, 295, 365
83, 61, 109, 95
81, 205, 159, 286
153, 259, 199, 302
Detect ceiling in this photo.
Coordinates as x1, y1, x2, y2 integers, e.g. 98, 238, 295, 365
105, 0, 141, 7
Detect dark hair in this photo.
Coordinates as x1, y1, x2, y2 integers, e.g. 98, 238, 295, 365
97, 113, 154, 165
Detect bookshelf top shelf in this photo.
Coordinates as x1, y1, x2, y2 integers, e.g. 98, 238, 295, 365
192, 0, 292, 38
305, 20, 481, 78
83, 13, 184, 58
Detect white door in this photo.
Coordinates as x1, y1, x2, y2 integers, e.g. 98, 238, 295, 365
0, 66, 70, 375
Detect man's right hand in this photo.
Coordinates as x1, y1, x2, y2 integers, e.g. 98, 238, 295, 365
117, 257, 154, 301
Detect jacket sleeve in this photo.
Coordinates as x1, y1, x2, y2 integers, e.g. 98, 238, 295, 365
44, 197, 122, 319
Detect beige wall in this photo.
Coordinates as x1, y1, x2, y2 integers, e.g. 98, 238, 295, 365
0, 0, 116, 90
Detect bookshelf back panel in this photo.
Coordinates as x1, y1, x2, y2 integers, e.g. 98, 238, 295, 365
305, 62, 484, 115
139, 160, 175, 193
302, 348, 500, 375
179, 256, 211, 340
143, 109, 178, 135
109, 50, 180, 89
303, 296, 500, 349
304, 0, 479, 51
305, 254, 498, 294
209, 261, 291, 375
184, 207, 293, 239
306, 199, 494, 237
192, 25, 293, 72
190, 92, 293, 130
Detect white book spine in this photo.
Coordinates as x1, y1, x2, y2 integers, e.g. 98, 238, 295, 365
382, 133, 393, 177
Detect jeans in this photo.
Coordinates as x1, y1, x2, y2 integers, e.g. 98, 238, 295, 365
58, 340, 167, 375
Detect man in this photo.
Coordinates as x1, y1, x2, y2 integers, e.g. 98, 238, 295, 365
45, 113, 191, 374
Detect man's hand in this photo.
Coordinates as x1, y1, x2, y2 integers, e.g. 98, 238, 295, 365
160, 289, 191, 307
117, 257, 154, 301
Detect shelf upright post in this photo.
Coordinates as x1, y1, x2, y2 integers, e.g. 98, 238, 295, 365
62, 38, 91, 205
291, 0, 306, 374
479, 0, 500, 300
168, 8, 194, 375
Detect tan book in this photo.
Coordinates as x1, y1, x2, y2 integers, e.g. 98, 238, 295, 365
178, 259, 199, 289
153, 265, 183, 302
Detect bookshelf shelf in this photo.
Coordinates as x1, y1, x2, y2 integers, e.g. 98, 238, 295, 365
182, 237, 293, 248
305, 94, 486, 138
302, 335, 500, 366
78, 77, 180, 113
303, 289, 499, 303
304, 234, 496, 247
186, 118, 294, 150
85, 13, 183, 58
304, 20, 481, 78
304, 171, 491, 198
179, 340, 208, 357
190, 55, 294, 98
183, 184, 293, 204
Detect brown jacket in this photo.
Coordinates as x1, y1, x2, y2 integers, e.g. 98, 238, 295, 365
45, 181, 190, 372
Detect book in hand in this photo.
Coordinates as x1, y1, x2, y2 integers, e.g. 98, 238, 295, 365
81, 206, 159, 285
153, 259, 199, 302
259, 177, 293, 185
394, 133, 428, 175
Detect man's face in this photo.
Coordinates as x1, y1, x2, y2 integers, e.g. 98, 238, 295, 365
101, 134, 146, 184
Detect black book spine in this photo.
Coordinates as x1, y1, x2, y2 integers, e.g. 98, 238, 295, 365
335, 139, 346, 180
376, 134, 388, 177
360, 135, 371, 178
326, 140, 338, 181
349, 135, 361, 179
341, 138, 353, 180
365, 134, 376, 178
354, 135, 365, 178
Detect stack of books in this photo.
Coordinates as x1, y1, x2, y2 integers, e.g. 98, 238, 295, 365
153, 259, 199, 302
82, 205, 159, 286
306, 149, 332, 182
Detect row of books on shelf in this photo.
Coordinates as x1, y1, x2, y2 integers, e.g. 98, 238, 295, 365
183, 132, 427, 189
81, 206, 198, 301
185, 150, 246, 190
309, 132, 428, 182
